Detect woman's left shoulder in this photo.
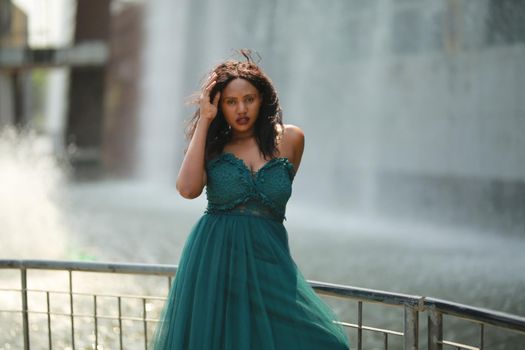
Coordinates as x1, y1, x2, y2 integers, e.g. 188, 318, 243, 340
281, 123, 305, 143
280, 124, 304, 166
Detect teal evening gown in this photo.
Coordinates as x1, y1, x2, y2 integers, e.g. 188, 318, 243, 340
150, 152, 350, 349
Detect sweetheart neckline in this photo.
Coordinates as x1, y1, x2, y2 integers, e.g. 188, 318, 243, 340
219, 152, 295, 178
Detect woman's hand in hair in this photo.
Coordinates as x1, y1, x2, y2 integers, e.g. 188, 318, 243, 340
199, 72, 221, 120
176, 72, 219, 199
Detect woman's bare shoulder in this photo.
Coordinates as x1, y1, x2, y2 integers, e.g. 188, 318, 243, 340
281, 123, 305, 147
279, 123, 305, 172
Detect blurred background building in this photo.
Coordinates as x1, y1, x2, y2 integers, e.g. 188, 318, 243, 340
0, 0, 524, 233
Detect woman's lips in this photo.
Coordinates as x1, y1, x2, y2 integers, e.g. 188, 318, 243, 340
236, 117, 249, 125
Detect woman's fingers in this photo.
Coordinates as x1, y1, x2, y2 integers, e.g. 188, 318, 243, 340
205, 79, 216, 92
201, 72, 217, 90
212, 91, 221, 106
201, 79, 216, 100
198, 72, 219, 120
200, 84, 215, 107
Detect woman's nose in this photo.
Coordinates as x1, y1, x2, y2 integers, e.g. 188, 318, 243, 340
237, 101, 247, 112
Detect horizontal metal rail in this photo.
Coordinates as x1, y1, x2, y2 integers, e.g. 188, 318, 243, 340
0, 259, 177, 276
424, 296, 525, 334
310, 280, 525, 332
1, 259, 525, 350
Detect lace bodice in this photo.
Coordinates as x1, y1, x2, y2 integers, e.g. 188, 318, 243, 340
204, 152, 296, 222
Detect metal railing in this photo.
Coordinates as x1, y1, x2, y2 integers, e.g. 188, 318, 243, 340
1, 259, 525, 350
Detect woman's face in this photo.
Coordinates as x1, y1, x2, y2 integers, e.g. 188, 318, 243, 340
220, 78, 262, 134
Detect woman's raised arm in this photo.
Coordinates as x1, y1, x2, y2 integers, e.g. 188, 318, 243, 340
176, 73, 221, 199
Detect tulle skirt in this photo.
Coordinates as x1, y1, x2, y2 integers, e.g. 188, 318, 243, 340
150, 212, 350, 349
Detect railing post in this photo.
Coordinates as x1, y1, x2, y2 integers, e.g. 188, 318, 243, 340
479, 323, 484, 350
94, 295, 98, 348
404, 305, 418, 350
357, 301, 363, 350
118, 296, 123, 350
46, 291, 52, 349
428, 309, 443, 350
69, 270, 75, 349
143, 298, 148, 350
21, 267, 30, 350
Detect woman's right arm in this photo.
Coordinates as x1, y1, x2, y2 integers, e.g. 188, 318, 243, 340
176, 73, 220, 199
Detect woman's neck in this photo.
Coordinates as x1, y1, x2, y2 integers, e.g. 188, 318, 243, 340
230, 130, 255, 143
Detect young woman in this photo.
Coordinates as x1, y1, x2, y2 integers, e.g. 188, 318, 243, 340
151, 50, 350, 350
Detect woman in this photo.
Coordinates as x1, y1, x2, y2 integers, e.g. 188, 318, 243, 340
151, 50, 350, 349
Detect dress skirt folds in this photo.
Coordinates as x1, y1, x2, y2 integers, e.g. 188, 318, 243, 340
150, 153, 350, 349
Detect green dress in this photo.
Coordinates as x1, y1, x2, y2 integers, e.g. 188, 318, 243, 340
150, 152, 350, 349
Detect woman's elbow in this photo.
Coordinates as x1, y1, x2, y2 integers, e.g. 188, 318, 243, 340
176, 183, 202, 199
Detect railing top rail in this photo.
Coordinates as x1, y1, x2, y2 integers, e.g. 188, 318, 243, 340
2, 259, 524, 334
425, 296, 525, 334
0, 259, 177, 276
309, 280, 423, 307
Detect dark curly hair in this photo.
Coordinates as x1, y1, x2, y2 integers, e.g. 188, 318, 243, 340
184, 49, 283, 162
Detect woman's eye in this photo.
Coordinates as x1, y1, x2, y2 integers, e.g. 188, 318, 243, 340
226, 100, 236, 105
246, 97, 254, 103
